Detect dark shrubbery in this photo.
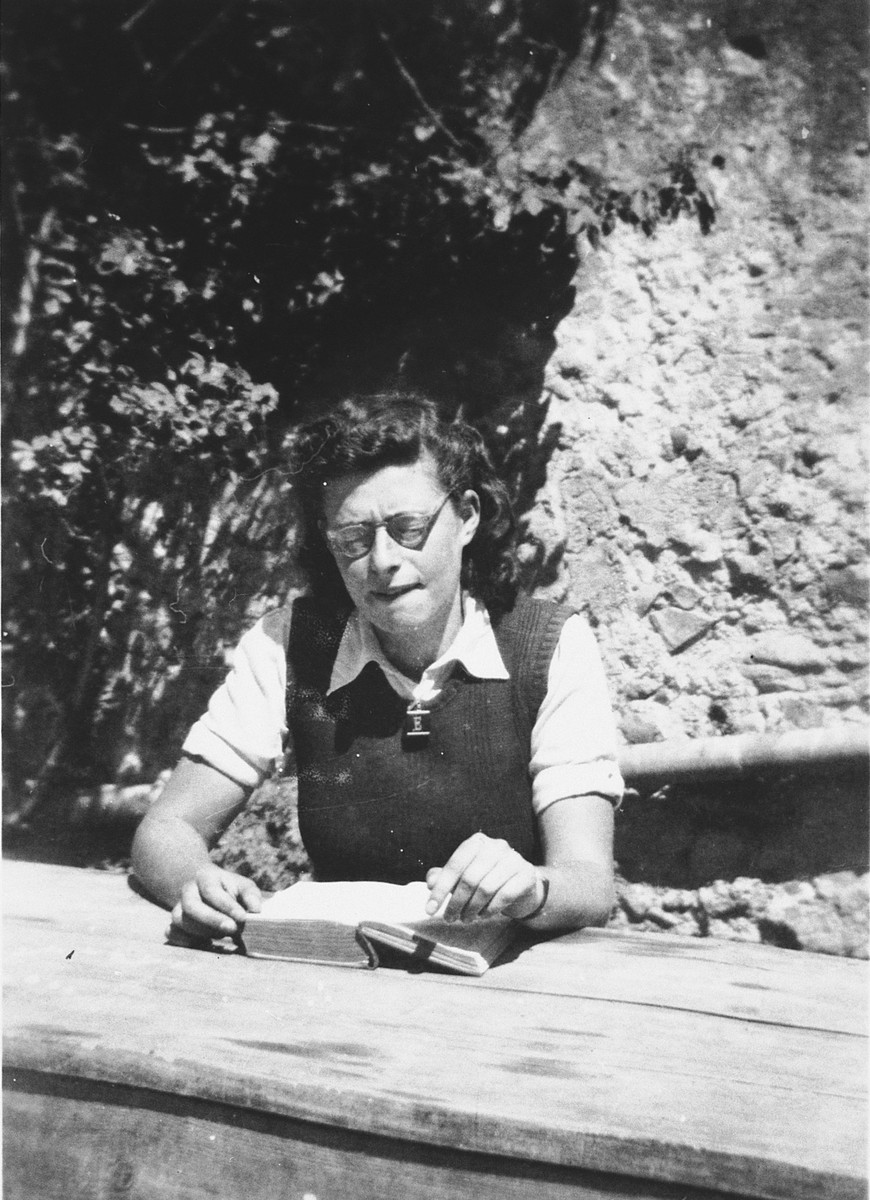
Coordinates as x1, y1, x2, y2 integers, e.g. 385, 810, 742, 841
2, 1, 714, 825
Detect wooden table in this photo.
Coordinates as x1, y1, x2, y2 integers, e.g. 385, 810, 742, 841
4, 860, 866, 1200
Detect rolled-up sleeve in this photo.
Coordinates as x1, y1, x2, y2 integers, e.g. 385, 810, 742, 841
182, 608, 291, 789
530, 614, 624, 815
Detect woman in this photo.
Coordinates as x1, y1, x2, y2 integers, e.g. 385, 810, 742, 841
132, 393, 623, 937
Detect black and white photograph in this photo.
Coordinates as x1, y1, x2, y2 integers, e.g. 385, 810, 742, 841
3, 2, 867, 1197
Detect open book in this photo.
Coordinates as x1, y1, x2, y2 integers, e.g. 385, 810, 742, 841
240, 880, 516, 976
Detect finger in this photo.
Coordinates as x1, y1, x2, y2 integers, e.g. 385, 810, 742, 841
478, 863, 540, 919
197, 871, 252, 924
426, 833, 488, 915
448, 858, 501, 922
172, 894, 236, 939
424, 869, 452, 917
442, 839, 511, 922
456, 853, 530, 922
180, 880, 240, 936
230, 874, 263, 914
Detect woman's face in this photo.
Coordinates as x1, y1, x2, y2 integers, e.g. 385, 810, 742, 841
321, 453, 480, 670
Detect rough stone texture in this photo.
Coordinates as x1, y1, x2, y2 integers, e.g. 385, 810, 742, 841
611, 871, 868, 958
501, 0, 868, 951
513, 0, 868, 750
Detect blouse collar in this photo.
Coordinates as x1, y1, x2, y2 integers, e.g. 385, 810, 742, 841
328, 593, 509, 700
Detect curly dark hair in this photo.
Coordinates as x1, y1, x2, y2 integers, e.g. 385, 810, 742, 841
289, 392, 520, 617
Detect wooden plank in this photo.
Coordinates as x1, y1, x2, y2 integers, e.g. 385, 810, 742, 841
4, 860, 864, 1033
7, 923, 864, 1101
487, 928, 866, 1035
4, 1070, 728, 1200
3, 861, 867, 1200
7, 970, 864, 1200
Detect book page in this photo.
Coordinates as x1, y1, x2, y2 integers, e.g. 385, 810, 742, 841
400, 914, 514, 952
260, 880, 445, 926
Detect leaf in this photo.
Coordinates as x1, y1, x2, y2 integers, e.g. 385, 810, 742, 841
520, 187, 544, 217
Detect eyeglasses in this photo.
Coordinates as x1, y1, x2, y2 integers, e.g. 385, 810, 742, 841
322, 494, 453, 561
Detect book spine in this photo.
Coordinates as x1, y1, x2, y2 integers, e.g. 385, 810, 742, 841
355, 927, 381, 969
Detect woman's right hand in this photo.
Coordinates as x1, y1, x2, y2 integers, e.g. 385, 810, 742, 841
170, 865, 262, 940
131, 758, 260, 939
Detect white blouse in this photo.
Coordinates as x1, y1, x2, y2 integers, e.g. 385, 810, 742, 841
183, 596, 624, 815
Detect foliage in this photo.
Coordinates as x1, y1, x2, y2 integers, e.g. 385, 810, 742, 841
2, 0, 715, 820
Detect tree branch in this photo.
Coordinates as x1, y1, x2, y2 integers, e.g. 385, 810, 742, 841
376, 27, 467, 154
11, 208, 56, 360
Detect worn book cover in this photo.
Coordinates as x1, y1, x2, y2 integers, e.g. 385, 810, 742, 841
240, 880, 516, 975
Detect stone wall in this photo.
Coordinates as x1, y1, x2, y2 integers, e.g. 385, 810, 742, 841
517, 0, 867, 749
503, 0, 868, 949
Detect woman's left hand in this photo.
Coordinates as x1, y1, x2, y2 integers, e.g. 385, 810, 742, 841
425, 832, 544, 922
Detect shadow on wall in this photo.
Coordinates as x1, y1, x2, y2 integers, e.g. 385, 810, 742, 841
615, 765, 870, 888
294, 208, 579, 534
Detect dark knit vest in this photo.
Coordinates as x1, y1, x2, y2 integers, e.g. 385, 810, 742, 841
286, 595, 574, 883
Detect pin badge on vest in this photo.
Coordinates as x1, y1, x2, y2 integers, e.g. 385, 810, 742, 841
403, 699, 431, 741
